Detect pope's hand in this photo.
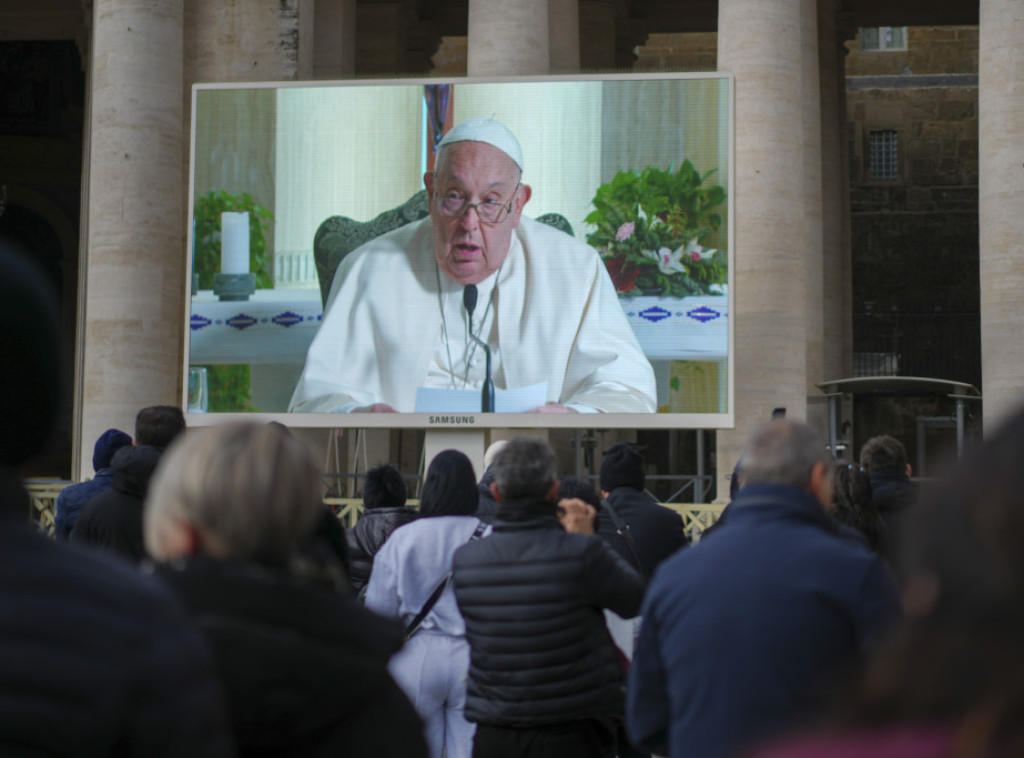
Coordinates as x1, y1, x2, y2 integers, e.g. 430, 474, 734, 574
352, 403, 398, 413
557, 497, 597, 535
527, 403, 578, 414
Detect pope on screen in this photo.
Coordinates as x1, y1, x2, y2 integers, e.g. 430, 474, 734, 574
289, 118, 656, 414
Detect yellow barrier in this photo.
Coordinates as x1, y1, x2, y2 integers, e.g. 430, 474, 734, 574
27, 484, 726, 541
24, 480, 71, 536
327, 498, 726, 538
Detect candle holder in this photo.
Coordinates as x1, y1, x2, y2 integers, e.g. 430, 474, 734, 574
213, 272, 256, 301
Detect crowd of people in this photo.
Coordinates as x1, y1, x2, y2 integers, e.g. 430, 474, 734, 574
4, 236, 1024, 757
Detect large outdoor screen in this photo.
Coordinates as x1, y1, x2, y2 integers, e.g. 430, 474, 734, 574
184, 73, 734, 429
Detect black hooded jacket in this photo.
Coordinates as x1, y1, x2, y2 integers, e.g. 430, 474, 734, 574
73, 444, 163, 563
346, 506, 418, 592
0, 469, 235, 757
156, 556, 428, 757
452, 497, 645, 727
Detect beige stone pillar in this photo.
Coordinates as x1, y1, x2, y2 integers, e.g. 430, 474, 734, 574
184, 0, 304, 84
468, 0, 579, 76
818, 0, 853, 451
716, 0, 809, 497
78, 0, 184, 479
801, 0, 827, 439
549, 0, 580, 74
313, 0, 356, 79
979, 0, 1024, 431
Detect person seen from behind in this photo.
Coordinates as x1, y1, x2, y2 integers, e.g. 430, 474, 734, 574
144, 422, 428, 758
751, 405, 1024, 758
365, 450, 488, 758
347, 463, 417, 596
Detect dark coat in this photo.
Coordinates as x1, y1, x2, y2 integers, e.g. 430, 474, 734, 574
157, 555, 428, 758
346, 506, 418, 592
0, 470, 234, 757
52, 467, 114, 541
452, 497, 646, 728
627, 484, 902, 758
72, 444, 162, 563
869, 467, 919, 574
598, 486, 688, 577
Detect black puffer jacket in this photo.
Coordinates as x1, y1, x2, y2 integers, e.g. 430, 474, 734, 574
157, 556, 428, 758
452, 498, 646, 727
346, 507, 418, 592
72, 444, 162, 563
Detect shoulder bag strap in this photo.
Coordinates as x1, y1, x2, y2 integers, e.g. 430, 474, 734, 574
404, 521, 487, 640
602, 498, 647, 578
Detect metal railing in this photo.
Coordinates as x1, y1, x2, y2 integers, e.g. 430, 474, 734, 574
853, 310, 980, 387
27, 481, 727, 542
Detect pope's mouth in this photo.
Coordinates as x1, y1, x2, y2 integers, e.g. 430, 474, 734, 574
453, 244, 482, 259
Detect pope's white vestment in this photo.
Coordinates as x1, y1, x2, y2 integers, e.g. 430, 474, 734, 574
289, 216, 656, 413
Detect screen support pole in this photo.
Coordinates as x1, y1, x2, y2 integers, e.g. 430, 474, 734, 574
422, 430, 487, 484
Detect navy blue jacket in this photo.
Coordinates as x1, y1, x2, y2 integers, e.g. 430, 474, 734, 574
53, 468, 115, 541
627, 484, 901, 758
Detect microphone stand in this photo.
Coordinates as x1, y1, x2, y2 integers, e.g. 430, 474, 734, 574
463, 284, 495, 413
469, 333, 495, 413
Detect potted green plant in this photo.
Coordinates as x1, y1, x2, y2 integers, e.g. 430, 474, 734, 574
585, 160, 727, 297
191, 190, 275, 412
585, 162, 729, 363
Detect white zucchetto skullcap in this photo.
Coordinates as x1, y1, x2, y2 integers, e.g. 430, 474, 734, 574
436, 118, 524, 171
483, 439, 510, 470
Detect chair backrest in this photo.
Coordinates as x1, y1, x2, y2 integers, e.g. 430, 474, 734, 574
313, 191, 575, 307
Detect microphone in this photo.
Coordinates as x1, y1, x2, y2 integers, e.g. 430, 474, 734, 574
463, 283, 478, 317
463, 284, 494, 413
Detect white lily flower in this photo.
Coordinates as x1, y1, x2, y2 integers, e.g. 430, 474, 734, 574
685, 238, 717, 261
644, 246, 687, 276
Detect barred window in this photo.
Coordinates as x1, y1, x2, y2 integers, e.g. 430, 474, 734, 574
869, 130, 900, 182
860, 27, 907, 51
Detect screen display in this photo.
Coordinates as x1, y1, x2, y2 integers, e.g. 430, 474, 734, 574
185, 73, 733, 429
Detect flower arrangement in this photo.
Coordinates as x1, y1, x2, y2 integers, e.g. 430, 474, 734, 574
585, 161, 727, 298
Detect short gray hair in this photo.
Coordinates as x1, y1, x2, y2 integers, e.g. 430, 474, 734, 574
492, 437, 557, 501
740, 420, 833, 490
145, 423, 322, 565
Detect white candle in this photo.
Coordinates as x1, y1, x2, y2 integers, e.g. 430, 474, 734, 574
221, 211, 250, 274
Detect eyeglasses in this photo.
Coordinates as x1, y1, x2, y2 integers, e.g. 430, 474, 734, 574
433, 182, 519, 224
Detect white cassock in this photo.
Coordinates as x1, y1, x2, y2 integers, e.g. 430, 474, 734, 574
289, 216, 656, 413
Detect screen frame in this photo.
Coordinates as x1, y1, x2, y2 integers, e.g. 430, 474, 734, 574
183, 71, 735, 430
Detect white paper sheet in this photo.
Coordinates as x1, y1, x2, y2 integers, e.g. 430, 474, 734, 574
414, 382, 548, 413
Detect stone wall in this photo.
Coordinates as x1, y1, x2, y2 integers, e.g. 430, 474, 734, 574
846, 26, 979, 389
634, 32, 718, 72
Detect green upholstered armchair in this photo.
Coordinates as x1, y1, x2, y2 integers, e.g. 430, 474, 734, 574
313, 190, 576, 307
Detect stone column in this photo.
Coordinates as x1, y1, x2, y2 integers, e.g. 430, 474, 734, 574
184, 0, 304, 84
549, 0, 580, 74
716, 0, 810, 496
801, 0, 827, 439
78, 0, 184, 479
468, 0, 578, 76
818, 0, 854, 451
979, 0, 1024, 430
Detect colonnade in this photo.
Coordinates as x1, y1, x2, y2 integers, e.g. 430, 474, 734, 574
75, 0, 1024, 489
